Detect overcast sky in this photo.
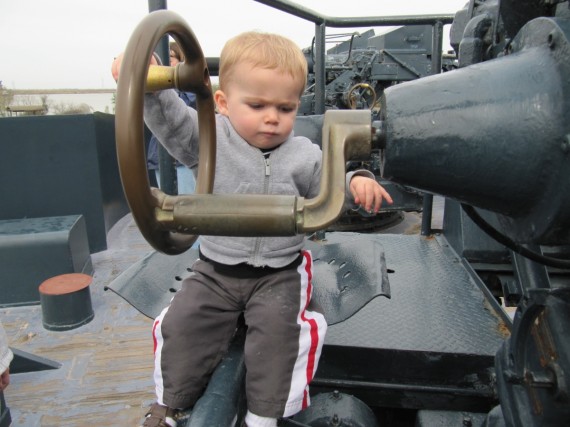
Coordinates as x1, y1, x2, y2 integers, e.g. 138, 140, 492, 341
0, 0, 467, 90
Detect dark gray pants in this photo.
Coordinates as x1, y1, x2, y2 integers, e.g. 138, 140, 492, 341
152, 250, 327, 418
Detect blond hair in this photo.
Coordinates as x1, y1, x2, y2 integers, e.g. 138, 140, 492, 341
219, 31, 307, 96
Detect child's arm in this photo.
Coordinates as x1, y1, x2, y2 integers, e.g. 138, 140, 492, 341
143, 91, 200, 168
111, 52, 199, 168
349, 175, 393, 215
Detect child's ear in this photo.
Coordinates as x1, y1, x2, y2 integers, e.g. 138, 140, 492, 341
214, 90, 228, 116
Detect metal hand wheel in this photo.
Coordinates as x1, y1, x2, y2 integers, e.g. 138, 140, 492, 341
116, 10, 374, 255
346, 83, 377, 110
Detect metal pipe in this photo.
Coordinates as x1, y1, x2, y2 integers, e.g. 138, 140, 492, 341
420, 195, 433, 236
312, 378, 495, 397
254, 0, 454, 26
148, 0, 178, 196
420, 20, 444, 237
314, 23, 326, 114
188, 326, 246, 426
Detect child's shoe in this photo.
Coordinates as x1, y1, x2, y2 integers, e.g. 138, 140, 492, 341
141, 402, 180, 427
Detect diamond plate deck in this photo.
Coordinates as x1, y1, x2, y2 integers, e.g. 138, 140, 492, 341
322, 232, 509, 355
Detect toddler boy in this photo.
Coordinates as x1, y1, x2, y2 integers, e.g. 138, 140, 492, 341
118, 31, 392, 427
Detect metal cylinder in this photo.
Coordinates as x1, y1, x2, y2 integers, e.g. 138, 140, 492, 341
39, 273, 94, 331
382, 17, 570, 244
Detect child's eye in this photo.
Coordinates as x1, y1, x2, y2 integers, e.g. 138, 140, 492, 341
249, 104, 263, 110
280, 106, 294, 113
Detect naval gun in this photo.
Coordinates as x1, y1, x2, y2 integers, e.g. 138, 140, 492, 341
377, 0, 570, 425
112, 0, 570, 426
298, 26, 454, 118
297, 25, 450, 232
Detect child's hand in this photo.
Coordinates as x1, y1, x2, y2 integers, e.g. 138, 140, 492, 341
349, 175, 393, 215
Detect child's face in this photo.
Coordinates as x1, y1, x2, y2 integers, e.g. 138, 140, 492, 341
215, 62, 301, 150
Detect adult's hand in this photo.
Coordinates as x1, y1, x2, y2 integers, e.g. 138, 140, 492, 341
111, 52, 159, 82
111, 52, 124, 82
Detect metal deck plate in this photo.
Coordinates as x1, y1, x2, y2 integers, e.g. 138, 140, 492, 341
308, 239, 390, 325
109, 231, 508, 357
321, 232, 509, 356
108, 238, 391, 325
107, 248, 198, 319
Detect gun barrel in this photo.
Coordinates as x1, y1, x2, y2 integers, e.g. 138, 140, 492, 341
382, 18, 570, 244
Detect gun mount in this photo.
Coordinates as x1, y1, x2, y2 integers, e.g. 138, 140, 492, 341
377, 1, 570, 425
6, 1, 567, 426
296, 25, 458, 233
7, 0, 570, 425
292, 14, 462, 233
382, 4, 570, 247
299, 26, 448, 118
93, 2, 570, 427
108, 1, 570, 426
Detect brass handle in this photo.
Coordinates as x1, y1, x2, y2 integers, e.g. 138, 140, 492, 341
155, 110, 372, 236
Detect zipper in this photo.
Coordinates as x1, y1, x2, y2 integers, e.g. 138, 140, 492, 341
265, 156, 271, 176
252, 152, 272, 265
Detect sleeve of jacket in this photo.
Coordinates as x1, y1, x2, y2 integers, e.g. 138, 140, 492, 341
143, 90, 200, 169
0, 322, 13, 374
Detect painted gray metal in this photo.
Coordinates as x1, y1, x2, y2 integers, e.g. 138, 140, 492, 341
323, 232, 508, 354
0, 113, 130, 253
0, 215, 92, 307
108, 237, 391, 326
383, 17, 570, 245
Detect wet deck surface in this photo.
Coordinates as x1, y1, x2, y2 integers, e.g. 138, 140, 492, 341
1, 199, 445, 426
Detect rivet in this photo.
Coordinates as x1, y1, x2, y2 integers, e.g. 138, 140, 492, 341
562, 135, 570, 153
548, 31, 556, 49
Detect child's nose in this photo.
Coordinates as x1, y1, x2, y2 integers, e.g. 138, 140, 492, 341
264, 108, 279, 124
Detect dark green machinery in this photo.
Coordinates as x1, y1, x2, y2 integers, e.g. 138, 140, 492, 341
110, 0, 570, 426
379, 1, 570, 424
